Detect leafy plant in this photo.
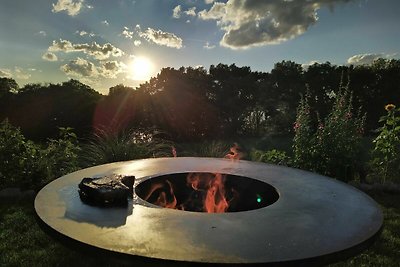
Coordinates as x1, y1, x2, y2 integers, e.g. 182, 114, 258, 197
0, 121, 82, 189
251, 149, 291, 166
370, 104, 400, 183
80, 128, 173, 167
293, 82, 366, 182
0, 119, 39, 189
38, 127, 81, 185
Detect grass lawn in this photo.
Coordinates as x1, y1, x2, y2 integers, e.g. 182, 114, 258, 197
1, 191, 399, 267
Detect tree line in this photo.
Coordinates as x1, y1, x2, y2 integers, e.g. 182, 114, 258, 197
0, 59, 399, 141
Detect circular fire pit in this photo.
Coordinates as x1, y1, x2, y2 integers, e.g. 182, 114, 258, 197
35, 157, 383, 265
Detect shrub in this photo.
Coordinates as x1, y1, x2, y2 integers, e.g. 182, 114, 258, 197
80, 128, 173, 167
0, 121, 81, 189
293, 84, 366, 182
370, 104, 400, 183
251, 149, 291, 166
0, 120, 39, 189
38, 127, 81, 185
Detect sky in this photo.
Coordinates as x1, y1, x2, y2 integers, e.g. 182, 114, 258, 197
0, 0, 399, 94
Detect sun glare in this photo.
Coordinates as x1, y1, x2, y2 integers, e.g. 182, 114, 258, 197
129, 57, 154, 81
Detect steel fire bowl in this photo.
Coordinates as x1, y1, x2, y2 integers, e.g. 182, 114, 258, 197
35, 158, 383, 265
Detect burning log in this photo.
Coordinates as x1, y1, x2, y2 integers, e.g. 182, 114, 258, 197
78, 174, 135, 206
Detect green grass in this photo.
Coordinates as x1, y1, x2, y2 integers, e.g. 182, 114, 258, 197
1, 191, 399, 267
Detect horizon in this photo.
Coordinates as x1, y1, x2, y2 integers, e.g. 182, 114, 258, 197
1, 0, 399, 94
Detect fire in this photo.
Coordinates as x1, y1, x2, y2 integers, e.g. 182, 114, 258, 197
142, 144, 243, 213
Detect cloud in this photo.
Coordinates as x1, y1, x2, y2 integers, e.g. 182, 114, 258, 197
134, 40, 141, 46
61, 57, 126, 79
42, 52, 58, 61
14, 67, 31, 80
122, 27, 134, 39
48, 39, 124, 60
0, 67, 32, 79
36, 31, 47, 37
76, 30, 87, 36
99, 61, 126, 78
52, 0, 84, 16
347, 53, 399, 65
198, 0, 353, 49
301, 60, 320, 69
0, 68, 12, 78
184, 7, 197, 16
205, 0, 215, 4
61, 57, 98, 77
102, 20, 109, 26
139, 27, 183, 49
203, 42, 216, 49
173, 5, 182, 19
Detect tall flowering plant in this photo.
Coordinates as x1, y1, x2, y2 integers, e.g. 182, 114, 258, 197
371, 104, 400, 182
293, 85, 366, 182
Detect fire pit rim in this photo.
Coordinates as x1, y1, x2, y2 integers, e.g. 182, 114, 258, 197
34, 157, 383, 265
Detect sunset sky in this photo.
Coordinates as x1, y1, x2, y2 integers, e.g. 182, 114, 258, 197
0, 0, 399, 94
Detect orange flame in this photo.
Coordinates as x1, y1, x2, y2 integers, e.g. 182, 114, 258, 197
224, 143, 244, 160
143, 143, 242, 213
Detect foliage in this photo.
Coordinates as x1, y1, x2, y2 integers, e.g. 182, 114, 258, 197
0, 120, 81, 189
177, 140, 232, 158
0, 119, 39, 189
80, 128, 173, 167
250, 149, 291, 166
38, 127, 81, 185
2, 60, 400, 141
293, 82, 366, 182
370, 104, 400, 183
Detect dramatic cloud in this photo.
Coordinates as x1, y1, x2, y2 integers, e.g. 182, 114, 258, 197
138, 27, 183, 49
61, 57, 98, 77
122, 27, 134, 39
173, 5, 182, 19
0, 68, 12, 78
198, 0, 353, 49
52, 0, 84, 16
347, 53, 399, 65
99, 61, 126, 78
134, 40, 141, 46
42, 52, 58, 61
205, 0, 215, 4
61, 57, 126, 79
48, 39, 124, 60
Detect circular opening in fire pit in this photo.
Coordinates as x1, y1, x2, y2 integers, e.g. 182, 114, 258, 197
135, 172, 279, 212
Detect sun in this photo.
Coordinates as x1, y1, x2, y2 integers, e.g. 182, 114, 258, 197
129, 57, 154, 81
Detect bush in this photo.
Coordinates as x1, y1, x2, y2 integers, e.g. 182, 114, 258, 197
293, 84, 366, 182
80, 128, 173, 167
0, 121, 81, 189
370, 104, 400, 183
251, 149, 291, 166
38, 127, 81, 185
0, 120, 39, 189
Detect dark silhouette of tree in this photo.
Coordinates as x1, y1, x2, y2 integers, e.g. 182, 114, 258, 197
1, 59, 399, 141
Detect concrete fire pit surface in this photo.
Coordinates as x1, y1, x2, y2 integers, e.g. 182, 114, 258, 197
35, 157, 383, 266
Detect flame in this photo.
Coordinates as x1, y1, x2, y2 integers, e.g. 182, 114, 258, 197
142, 143, 242, 213
224, 143, 244, 160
